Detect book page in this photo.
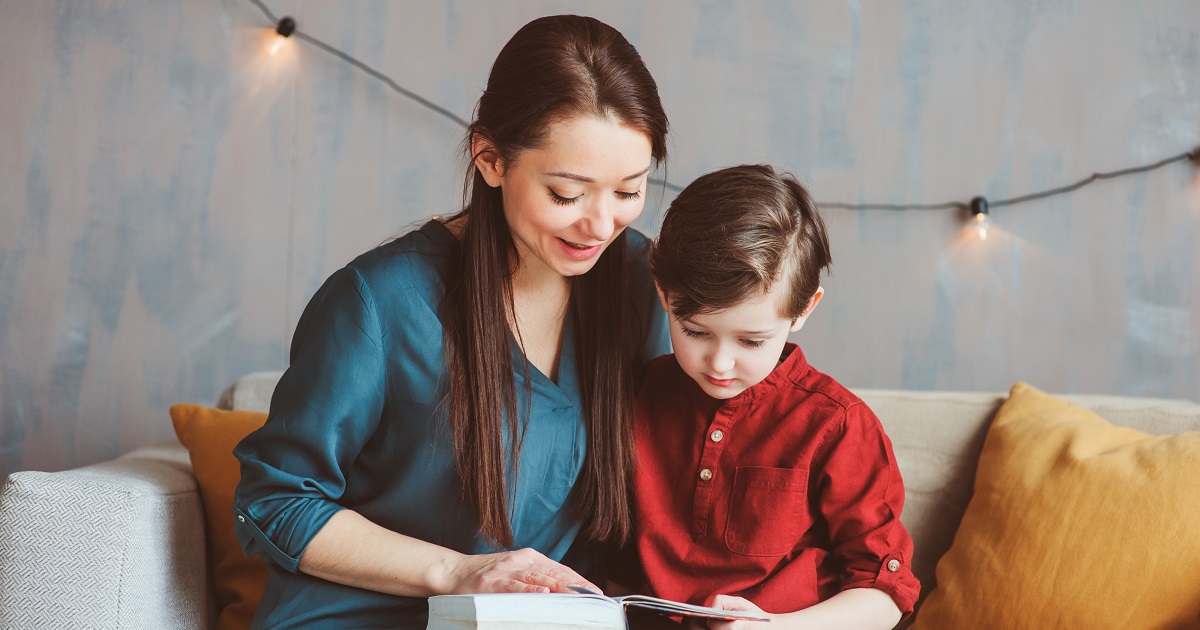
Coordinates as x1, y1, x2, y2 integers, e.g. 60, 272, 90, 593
614, 595, 769, 622
426, 592, 768, 629
428, 593, 625, 629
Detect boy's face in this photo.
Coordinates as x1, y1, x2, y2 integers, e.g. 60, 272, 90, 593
660, 283, 823, 400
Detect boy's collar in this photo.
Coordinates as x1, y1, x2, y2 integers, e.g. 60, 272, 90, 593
717, 342, 809, 408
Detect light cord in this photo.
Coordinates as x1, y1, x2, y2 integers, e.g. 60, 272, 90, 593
247, 1, 1199, 214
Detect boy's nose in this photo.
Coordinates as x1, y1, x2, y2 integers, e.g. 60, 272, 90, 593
708, 349, 735, 375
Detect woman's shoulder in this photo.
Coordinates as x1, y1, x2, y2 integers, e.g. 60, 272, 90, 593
298, 220, 454, 336
345, 220, 457, 296
622, 227, 656, 279
623, 226, 653, 258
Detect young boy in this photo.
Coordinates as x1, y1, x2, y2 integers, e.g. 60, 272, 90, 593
631, 165, 919, 629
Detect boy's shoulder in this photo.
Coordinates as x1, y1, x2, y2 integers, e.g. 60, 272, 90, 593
790, 362, 864, 411
642, 352, 679, 374
637, 353, 689, 395
636, 354, 719, 414
781, 351, 881, 430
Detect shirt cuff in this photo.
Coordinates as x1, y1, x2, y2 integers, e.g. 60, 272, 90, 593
840, 552, 919, 617
233, 500, 343, 573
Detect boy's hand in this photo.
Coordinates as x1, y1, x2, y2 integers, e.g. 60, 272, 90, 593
700, 594, 772, 630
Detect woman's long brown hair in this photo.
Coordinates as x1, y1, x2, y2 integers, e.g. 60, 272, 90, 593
442, 15, 668, 548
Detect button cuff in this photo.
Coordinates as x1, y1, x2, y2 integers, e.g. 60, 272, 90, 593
233, 507, 303, 573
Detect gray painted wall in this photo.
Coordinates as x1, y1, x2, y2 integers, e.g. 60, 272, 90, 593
2, 1, 1198, 477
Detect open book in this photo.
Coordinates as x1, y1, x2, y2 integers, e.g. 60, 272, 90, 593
427, 591, 768, 629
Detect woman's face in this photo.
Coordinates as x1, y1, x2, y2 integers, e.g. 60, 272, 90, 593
476, 115, 653, 278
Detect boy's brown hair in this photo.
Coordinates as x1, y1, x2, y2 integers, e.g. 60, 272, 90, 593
652, 164, 832, 320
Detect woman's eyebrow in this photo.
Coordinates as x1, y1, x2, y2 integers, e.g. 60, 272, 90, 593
543, 165, 652, 183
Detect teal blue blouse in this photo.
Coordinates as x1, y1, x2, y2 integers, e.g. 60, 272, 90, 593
233, 221, 669, 629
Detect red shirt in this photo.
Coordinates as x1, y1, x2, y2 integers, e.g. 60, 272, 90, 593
632, 344, 920, 616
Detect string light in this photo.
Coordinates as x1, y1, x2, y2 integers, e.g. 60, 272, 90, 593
269, 15, 295, 55
1191, 146, 1200, 215
968, 197, 991, 241
246, 0, 1200, 237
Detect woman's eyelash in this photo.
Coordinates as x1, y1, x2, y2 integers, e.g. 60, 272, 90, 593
549, 190, 580, 206
550, 190, 641, 205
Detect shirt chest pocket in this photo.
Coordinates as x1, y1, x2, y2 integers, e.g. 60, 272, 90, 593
723, 466, 811, 556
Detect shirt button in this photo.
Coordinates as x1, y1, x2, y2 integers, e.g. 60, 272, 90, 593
887, 559, 901, 572
699, 468, 713, 481
237, 515, 246, 523
710, 429, 724, 443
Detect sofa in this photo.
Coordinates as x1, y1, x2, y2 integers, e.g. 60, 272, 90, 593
3, 371, 1199, 629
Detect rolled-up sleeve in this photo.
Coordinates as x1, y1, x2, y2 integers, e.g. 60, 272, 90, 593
232, 265, 387, 573
816, 403, 921, 616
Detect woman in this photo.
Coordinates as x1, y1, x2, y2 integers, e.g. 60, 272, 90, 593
233, 14, 670, 629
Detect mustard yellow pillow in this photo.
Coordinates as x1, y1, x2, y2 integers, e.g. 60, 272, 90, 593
912, 383, 1200, 629
170, 404, 268, 630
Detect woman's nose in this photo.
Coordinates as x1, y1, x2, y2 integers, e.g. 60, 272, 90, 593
579, 197, 615, 242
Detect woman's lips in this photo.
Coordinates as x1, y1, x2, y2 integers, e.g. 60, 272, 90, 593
705, 375, 735, 387
558, 238, 602, 259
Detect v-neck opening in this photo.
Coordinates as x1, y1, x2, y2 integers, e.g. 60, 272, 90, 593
427, 218, 579, 406
510, 315, 579, 407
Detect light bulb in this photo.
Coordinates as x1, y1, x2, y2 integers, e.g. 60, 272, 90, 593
972, 212, 991, 240
270, 16, 296, 56
968, 196, 991, 241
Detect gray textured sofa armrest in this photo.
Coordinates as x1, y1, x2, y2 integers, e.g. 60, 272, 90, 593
0, 443, 214, 629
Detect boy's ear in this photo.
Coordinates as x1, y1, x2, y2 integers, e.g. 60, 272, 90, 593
655, 283, 670, 313
472, 133, 504, 188
789, 286, 824, 333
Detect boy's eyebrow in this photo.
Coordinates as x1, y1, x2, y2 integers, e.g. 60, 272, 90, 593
543, 165, 652, 183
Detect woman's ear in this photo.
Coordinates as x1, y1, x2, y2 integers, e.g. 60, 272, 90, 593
471, 133, 504, 188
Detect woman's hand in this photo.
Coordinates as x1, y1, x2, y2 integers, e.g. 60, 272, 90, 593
699, 594, 772, 630
441, 547, 601, 595
298, 511, 600, 598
